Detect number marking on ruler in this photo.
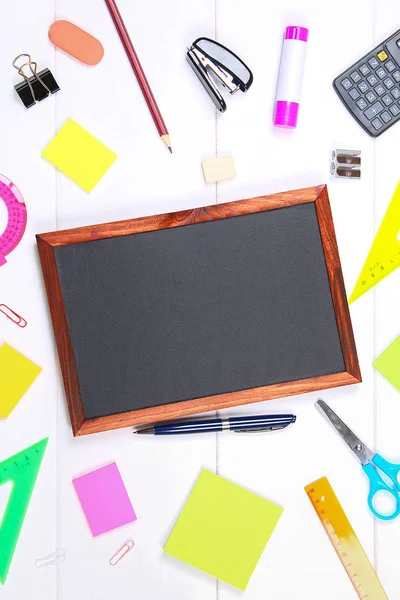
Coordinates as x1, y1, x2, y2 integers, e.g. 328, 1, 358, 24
0, 174, 27, 266
305, 477, 388, 599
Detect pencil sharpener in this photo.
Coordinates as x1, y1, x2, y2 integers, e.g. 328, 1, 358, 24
330, 149, 361, 179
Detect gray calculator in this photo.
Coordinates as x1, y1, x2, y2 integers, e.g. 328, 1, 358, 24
333, 29, 400, 137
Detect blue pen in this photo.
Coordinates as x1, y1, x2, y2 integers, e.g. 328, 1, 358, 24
133, 414, 296, 435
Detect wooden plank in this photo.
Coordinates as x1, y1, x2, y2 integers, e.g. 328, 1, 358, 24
53, 0, 218, 599
215, 1, 376, 598
373, 8, 400, 600
0, 0, 59, 598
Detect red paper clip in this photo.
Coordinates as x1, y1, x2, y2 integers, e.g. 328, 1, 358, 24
109, 540, 134, 566
0, 304, 27, 328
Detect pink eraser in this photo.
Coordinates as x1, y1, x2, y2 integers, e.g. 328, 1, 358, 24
49, 20, 104, 66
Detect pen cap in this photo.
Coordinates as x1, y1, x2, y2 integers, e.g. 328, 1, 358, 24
274, 26, 309, 128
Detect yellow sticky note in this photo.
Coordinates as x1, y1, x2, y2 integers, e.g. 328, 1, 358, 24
42, 119, 117, 192
374, 336, 400, 392
0, 343, 41, 419
164, 469, 283, 590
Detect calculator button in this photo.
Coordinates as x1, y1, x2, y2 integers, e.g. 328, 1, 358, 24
349, 88, 360, 100
377, 50, 388, 62
390, 104, 400, 116
341, 78, 352, 90
382, 94, 393, 106
381, 111, 392, 123
374, 84, 385, 96
359, 63, 370, 76
368, 57, 380, 69
367, 74, 378, 86
358, 81, 369, 93
357, 98, 368, 110
384, 77, 394, 89
391, 88, 400, 99
350, 70, 361, 83
376, 67, 386, 79
366, 90, 377, 103
364, 101, 384, 120
385, 60, 396, 72
371, 117, 383, 130
393, 70, 400, 82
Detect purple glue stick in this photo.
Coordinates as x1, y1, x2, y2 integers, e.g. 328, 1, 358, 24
274, 26, 309, 128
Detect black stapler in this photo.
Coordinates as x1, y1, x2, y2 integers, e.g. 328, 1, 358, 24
186, 37, 253, 112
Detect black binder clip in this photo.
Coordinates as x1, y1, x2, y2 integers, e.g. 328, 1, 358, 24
186, 37, 253, 113
13, 54, 60, 109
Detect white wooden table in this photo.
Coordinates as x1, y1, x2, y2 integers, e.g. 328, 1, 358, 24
1, 1, 400, 598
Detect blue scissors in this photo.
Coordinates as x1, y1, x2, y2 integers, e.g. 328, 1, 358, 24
316, 399, 400, 521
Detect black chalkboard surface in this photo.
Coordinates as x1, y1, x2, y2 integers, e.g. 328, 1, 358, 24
37, 186, 361, 435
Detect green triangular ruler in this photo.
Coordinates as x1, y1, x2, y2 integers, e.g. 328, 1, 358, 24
349, 182, 400, 303
0, 438, 48, 584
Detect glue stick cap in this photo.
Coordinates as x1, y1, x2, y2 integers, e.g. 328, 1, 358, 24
285, 26, 309, 42
274, 101, 300, 128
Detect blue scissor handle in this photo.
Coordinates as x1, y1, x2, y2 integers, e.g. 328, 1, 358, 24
362, 454, 400, 521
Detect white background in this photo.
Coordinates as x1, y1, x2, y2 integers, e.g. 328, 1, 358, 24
0, 0, 400, 598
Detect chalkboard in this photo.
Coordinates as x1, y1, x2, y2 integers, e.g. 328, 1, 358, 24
37, 186, 361, 436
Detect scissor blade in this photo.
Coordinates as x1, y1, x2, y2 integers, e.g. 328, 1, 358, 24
316, 399, 374, 465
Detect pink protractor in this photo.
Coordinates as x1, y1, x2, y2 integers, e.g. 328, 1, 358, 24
0, 174, 27, 266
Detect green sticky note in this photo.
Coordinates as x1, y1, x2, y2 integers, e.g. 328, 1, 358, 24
164, 469, 283, 590
374, 335, 400, 392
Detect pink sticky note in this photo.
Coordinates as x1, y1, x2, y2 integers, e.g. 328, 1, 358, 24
73, 462, 136, 536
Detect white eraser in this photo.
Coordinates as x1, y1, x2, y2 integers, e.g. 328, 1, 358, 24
201, 156, 236, 184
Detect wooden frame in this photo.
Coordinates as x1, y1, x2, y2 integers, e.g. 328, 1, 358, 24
36, 185, 361, 436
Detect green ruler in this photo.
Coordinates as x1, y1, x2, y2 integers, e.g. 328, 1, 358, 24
0, 438, 48, 584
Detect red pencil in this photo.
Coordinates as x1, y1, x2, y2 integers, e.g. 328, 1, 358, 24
104, 0, 172, 153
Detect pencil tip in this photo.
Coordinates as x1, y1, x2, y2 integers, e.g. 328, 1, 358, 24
161, 134, 172, 153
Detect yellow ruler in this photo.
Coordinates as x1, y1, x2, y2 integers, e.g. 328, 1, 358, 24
349, 182, 400, 303
305, 477, 388, 599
